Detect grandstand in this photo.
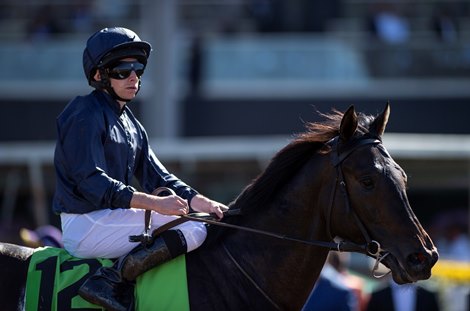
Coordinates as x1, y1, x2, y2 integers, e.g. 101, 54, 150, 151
0, 0, 468, 233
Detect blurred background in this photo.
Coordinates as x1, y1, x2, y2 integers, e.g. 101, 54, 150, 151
0, 0, 469, 310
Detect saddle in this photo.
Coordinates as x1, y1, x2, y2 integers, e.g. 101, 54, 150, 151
25, 247, 189, 311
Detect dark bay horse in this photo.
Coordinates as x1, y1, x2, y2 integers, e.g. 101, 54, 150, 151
0, 104, 438, 311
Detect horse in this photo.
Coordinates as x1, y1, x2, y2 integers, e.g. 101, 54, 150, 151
0, 104, 438, 311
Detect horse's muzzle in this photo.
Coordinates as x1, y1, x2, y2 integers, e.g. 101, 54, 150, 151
383, 247, 438, 284
407, 248, 439, 277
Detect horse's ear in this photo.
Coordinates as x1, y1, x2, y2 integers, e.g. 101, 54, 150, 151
370, 102, 391, 137
339, 105, 358, 141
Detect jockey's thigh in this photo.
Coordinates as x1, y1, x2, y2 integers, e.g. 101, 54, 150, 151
61, 208, 207, 259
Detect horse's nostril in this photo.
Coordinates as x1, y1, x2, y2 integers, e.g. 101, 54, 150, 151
407, 252, 427, 266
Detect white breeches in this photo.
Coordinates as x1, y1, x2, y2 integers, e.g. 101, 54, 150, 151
60, 208, 207, 259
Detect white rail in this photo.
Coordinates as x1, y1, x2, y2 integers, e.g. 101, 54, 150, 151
1, 134, 469, 227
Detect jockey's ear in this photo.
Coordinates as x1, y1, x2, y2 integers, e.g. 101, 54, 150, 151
339, 105, 358, 142
93, 70, 102, 81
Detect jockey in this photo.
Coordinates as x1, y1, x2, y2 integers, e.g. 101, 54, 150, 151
53, 27, 227, 311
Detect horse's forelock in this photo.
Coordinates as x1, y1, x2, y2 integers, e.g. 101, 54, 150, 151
297, 109, 375, 142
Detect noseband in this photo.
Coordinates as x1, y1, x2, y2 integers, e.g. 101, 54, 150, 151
326, 136, 390, 277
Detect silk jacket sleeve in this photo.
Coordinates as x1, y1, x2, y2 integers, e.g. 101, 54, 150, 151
53, 93, 135, 214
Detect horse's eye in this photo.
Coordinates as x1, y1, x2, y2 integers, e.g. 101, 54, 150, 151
360, 177, 374, 190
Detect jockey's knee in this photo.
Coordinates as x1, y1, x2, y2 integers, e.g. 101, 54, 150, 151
176, 222, 207, 253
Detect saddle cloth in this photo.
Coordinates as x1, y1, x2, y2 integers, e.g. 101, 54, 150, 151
25, 247, 189, 311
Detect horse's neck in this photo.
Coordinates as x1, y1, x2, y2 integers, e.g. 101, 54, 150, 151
224, 233, 328, 310
220, 157, 331, 309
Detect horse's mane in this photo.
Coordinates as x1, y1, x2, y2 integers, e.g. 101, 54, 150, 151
231, 109, 375, 212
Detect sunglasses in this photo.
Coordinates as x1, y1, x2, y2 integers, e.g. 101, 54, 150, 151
107, 61, 145, 79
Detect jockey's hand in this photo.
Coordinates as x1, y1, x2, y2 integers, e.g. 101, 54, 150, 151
153, 195, 189, 215
131, 192, 189, 215
189, 194, 228, 219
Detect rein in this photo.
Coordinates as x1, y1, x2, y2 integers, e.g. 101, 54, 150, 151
179, 212, 366, 253
143, 136, 391, 268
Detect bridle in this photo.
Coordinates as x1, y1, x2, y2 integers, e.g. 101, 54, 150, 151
326, 136, 390, 277
132, 135, 392, 309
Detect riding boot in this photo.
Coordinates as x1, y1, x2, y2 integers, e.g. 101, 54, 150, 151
78, 230, 187, 311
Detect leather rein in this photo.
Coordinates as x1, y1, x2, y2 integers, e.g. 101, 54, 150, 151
132, 136, 391, 264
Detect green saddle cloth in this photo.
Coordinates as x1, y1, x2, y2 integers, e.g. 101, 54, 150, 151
25, 247, 189, 311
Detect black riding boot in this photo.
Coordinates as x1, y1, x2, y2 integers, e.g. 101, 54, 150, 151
78, 230, 187, 311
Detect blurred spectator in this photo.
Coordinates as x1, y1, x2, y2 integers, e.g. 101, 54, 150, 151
26, 5, 62, 41
366, 278, 440, 311
430, 5, 459, 43
248, 0, 342, 33
301, 0, 343, 33
248, 0, 283, 32
433, 209, 470, 262
19, 225, 63, 248
187, 34, 204, 98
366, 1, 410, 44
70, 1, 94, 34
302, 252, 364, 311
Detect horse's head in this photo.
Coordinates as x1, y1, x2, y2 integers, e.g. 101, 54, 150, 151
329, 103, 438, 284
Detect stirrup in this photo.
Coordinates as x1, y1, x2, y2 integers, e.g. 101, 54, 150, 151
129, 230, 153, 245
79, 273, 134, 311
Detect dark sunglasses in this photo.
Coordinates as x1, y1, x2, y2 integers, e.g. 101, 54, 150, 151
108, 61, 145, 79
